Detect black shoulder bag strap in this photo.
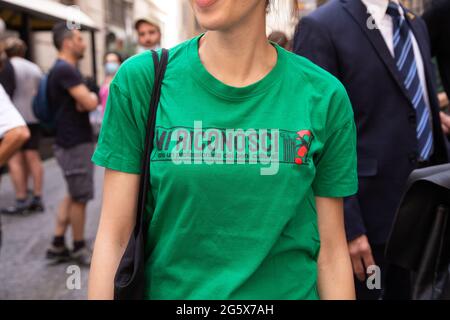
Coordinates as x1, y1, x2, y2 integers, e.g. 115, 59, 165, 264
114, 49, 169, 300
138, 49, 169, 238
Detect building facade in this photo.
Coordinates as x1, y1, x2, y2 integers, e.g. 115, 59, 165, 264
30, 0, 202, 82
6, 0, 435, 82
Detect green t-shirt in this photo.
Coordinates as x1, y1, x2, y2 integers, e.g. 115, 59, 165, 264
92, 34, 358, 300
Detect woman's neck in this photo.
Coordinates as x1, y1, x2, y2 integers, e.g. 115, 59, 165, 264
198, 14, 277, 88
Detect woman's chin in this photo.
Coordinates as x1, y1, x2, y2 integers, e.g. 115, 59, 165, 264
196, 17, 233, 32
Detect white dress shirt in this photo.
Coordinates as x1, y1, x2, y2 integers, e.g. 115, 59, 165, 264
362, 0, 431, 109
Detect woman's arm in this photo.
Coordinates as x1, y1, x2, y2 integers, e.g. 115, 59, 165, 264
316, 197, 355, 300
88, 169, 140, 300
0, 126, 30, 166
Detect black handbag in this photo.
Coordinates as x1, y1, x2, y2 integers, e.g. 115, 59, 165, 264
113, 49, 169, 300
385, 164, 450, 300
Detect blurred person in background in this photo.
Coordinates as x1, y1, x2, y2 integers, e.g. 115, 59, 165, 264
1, 37, 45, 215
0, 86, 29, 180
422, 0, 450, 141
134, 18, 162, 53
294, 0, 449, 299
99, 51, 123, 115
45, 22, 98, 266
0, 42, 29, 177
90, 52, 123, 137
268, 30, 290, 50
0, 45, 29, 251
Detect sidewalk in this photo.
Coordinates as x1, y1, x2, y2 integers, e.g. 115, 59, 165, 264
0, 159, 104, 300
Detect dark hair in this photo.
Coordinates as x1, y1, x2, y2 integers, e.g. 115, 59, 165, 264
4, 37, 27, 58
104, 51, 123, 64
268, 31, 289, 49
52, 22, 74, 51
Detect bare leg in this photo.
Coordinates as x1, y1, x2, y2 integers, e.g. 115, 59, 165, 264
24, 150, 43, 197
47, 195, 72, 260
55, 196, 71, 237
7, 152, 28, 199
70, 200, 87, 242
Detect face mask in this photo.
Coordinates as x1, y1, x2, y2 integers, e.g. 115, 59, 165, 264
105, 62, 120, 75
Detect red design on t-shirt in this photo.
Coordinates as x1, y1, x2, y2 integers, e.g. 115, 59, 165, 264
295, 130, 312, 165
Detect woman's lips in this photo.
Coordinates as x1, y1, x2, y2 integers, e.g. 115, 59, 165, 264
195, 0, 218, 9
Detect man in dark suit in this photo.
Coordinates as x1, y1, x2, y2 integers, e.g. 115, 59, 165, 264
294, 0, 449, 299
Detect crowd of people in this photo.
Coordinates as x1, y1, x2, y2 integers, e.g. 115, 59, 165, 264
0, 0, 449, 300
0, 16, 162, 264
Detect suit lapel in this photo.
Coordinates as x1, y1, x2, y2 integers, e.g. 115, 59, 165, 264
340, 0, 412, 103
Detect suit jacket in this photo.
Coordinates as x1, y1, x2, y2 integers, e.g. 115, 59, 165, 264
294, 0, 449, 244
423, 0, 450, 98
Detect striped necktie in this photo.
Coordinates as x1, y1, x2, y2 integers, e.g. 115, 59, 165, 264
386, 1, 433, 161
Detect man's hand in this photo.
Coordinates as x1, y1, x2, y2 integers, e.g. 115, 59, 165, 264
438, 92, 449, 109
440, 112, 450, 135
348, 235, 375, 282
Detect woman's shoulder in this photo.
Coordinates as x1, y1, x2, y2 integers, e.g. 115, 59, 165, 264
111, 38, 194, 96
119, 38, 193, 74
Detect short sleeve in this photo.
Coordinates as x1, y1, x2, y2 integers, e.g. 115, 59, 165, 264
312, 89, 358, 198
58, 64, 83, 90
91, 82, 144, 174
0, 86, 26, 138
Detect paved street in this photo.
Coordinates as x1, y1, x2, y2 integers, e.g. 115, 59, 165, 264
0, 159, 104, 300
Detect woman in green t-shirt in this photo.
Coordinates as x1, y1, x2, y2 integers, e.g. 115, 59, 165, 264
89, 0, 358, 300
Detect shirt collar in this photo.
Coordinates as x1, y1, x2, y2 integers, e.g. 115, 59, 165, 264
362, 0, 404, 25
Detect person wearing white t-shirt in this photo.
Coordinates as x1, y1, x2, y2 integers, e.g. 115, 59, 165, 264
3, 38, 45, 214
0, 80, 29, 253
0, 84, 29, 173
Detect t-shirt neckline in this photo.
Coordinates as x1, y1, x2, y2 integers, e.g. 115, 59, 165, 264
187, 33, 286, 101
